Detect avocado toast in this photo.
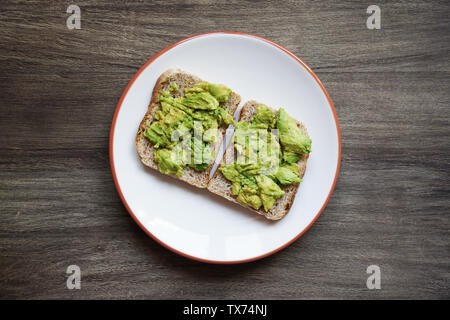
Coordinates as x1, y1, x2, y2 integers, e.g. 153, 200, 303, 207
207, 101, 311, 220
135, 69, 241, 188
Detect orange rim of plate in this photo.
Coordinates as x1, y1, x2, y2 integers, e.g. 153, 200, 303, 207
109, 31, 342, 264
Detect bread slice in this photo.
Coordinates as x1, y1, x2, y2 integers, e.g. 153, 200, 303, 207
135, 69, 241, 188
207, 101, 310, 220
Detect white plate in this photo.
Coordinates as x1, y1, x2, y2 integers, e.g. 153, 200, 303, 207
110, 32, 341, 263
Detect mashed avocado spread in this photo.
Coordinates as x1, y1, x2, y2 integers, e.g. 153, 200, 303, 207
219, 106, 311, 212
143, 81, 234, 176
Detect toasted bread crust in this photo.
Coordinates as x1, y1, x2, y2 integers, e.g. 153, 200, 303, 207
135, 69, 241, 188
207, 101, 310, 220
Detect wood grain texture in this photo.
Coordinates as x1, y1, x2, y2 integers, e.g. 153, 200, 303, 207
0, 0, 449, 299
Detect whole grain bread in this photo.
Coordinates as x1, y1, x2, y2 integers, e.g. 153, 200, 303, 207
207, 101, 310, 220
135, 69, 241, 188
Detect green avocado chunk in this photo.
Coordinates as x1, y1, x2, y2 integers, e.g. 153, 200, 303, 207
255, 175, 284, 211
238, 190, 262, 210
282, 150, 301, 164
169, 82, 178, 92
188, 82, 232, 103
250, 105, 276, 129
183, 91, 219, 110
143, 81, 233, 176
220, 164, 241, 182
219, 106, 309, 212
154, 148, 184, 177
277, 108, 311, 154
275, 163, 302, 185
205, 83, 232, 103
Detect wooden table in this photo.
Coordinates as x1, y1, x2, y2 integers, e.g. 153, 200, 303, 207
0, 0, 448, 299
